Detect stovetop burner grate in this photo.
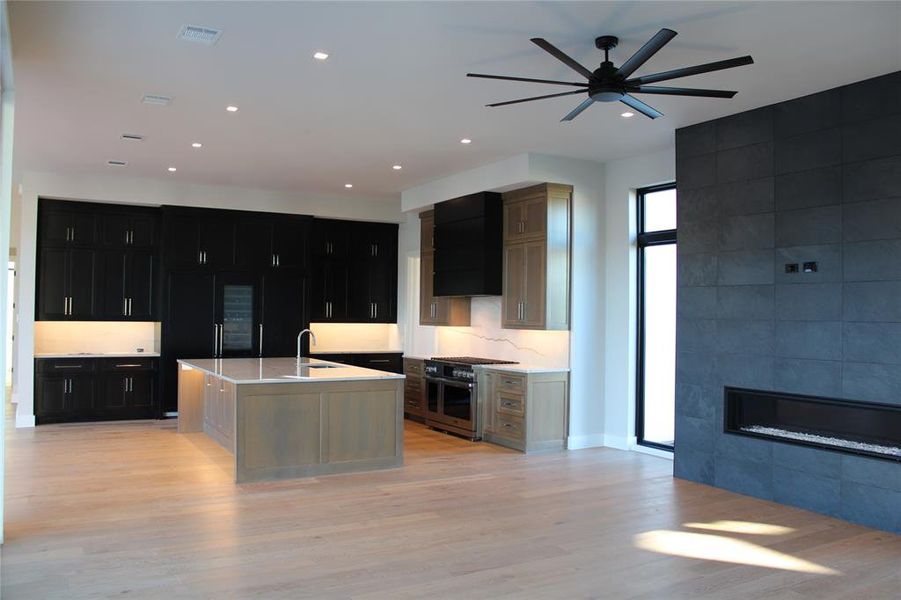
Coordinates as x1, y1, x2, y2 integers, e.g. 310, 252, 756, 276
430, 356, 519, 366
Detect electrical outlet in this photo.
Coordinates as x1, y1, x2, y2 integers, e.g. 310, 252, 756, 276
784, 263, 799, 273
803, 261, 818, 273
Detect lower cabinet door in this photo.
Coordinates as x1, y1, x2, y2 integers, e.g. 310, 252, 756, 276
129, 373, 155, 410
103, 374, 129, 409
68, 375, 95, 414
36, 376, 69, 418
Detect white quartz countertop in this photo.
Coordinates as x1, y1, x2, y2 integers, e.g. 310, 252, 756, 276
308, 349, 403, 355
177, 357, 405, 384
473, 363, 570, 374
35, 352, 160, 358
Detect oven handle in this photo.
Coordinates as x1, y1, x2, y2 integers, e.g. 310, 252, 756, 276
425, 375, 474, 389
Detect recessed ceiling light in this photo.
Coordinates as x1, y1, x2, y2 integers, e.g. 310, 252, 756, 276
460, 138, 472, 144
226, 105, 239, 112
191, 142, 203, 148
621, 111, 635, 118
107, 160, 127, 167
392, 165, 402, 170
344, 183, 353, 188
313, 51, 329, 60
168, 167, 177, 172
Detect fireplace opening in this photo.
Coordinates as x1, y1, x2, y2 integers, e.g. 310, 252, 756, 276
724, 387, 901, 462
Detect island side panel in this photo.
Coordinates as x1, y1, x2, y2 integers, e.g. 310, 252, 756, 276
177, 366, 205, 433
234, 379, 404, 483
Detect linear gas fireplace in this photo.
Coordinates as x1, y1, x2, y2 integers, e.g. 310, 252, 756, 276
724, 387, 901, 462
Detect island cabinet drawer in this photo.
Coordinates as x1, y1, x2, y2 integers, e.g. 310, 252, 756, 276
493, 414, 525, 441
496, 372, 525, 393
495, 390, 524, 418
36, 358, 96, 373
99, 357, 157, 372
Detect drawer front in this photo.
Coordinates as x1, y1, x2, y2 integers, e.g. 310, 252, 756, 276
496, 372, 525, 393
36, 358, 96, 373
495, 391, 524, 418
99, 357, 158, 372
403, 358, 424, 376
494, 415, 525, 441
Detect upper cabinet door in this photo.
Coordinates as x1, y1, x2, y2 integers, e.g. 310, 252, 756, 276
128, 214, 158, 248
67, 249, 97, 319
271, 219, 308, 269
163, 214, 203, 267
504, 196, 546, 242
521, 241, 547, 328
37, 248, 69, 319
501, 244, 525, 328
127, 250, 156, 320
99, 251, 128, 318
311, 219, 349, 259
39, 208, 97, 247
234, 218, 273, 269
198, 218, 235, 269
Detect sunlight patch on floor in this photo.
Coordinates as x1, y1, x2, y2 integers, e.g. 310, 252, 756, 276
633, 530, 841, 575
683, 520, 795, 536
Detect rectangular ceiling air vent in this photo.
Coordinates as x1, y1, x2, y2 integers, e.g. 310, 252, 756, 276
107, 160, 128, 166
121, 133, 145, 141
177, 24, 222, 45
142, 94, 172, 106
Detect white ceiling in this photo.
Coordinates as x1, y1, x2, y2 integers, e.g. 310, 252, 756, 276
9, 1, 901, 200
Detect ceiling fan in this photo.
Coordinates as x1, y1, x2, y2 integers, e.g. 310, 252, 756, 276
467, 28, 753, 120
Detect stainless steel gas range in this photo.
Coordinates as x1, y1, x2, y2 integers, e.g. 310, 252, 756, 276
423, 356, 518, 440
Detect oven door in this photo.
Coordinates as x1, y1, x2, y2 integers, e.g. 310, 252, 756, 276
425, 376, 476, 432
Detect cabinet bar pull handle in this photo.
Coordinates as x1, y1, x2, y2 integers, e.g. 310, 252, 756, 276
129, 377, 133, 392
199, 250, 203, 264
53, 365, 82, 369
213, 324, 218, 356
115, 364, 142, 368
123, 297, 128, 316
276, 254, 280, 266
259, 323, 264, 357
128, 298, 132, 316
219, 323, 224, 356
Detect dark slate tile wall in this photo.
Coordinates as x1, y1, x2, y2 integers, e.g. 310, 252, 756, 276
673, 70, 901, 534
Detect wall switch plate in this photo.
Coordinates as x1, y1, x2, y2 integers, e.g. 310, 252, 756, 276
784, 263, 799, 273
803, 261, 818, 273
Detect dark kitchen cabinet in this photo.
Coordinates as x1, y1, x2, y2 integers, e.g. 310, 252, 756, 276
310, 352, 403, 374
37, 247, 97, 320
311, 218, 350, 258
311, 219, 397, 323
234, 214, 310, 270
35, 357, 158, 424
101, 211, 157, 248
162, 208, 234, 269
39, 203, 97, 247
310, 260, 349, 321
261, 270, 306, 357
99, 250, 156, 320
37, 199, 160, 323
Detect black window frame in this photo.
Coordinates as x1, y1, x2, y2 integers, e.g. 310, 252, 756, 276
636, 182, 677, 452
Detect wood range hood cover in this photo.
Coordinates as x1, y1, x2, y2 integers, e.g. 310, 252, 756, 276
433, 192, 503, 297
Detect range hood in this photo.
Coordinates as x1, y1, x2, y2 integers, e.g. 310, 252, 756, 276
433, 191, 502, 297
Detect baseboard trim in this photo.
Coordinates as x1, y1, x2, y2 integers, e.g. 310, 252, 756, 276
567, 433, 606, 450
629, 442, 674, 460
603, 434, 630, 450
15, 412, 35, 428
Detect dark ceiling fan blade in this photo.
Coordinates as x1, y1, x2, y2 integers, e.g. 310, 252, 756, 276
530, 38, 594, 79
467, 73, 589, 87
561, 97, 595, 122
626, 56, 754, 85
620, 94, 663, 119
487, 89, 587, 108
634, 86, 737, 98
615, 28, 677, 79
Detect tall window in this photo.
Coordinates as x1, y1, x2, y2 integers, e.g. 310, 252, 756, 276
637, 183, 677, 450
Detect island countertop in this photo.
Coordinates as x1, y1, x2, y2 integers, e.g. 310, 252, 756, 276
177, 357, 405, 384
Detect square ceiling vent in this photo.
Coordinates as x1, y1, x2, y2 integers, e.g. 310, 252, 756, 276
177, 24, 222, 45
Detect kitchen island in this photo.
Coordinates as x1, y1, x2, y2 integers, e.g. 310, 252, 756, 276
177, 357, 405, 483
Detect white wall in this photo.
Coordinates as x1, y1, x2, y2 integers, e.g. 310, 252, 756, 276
399, 152, 606, 448
13, 169, 402, 427
602, 148, 676, 450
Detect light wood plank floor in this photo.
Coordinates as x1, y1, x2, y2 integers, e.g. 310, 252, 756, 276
2, 413, 900, 599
